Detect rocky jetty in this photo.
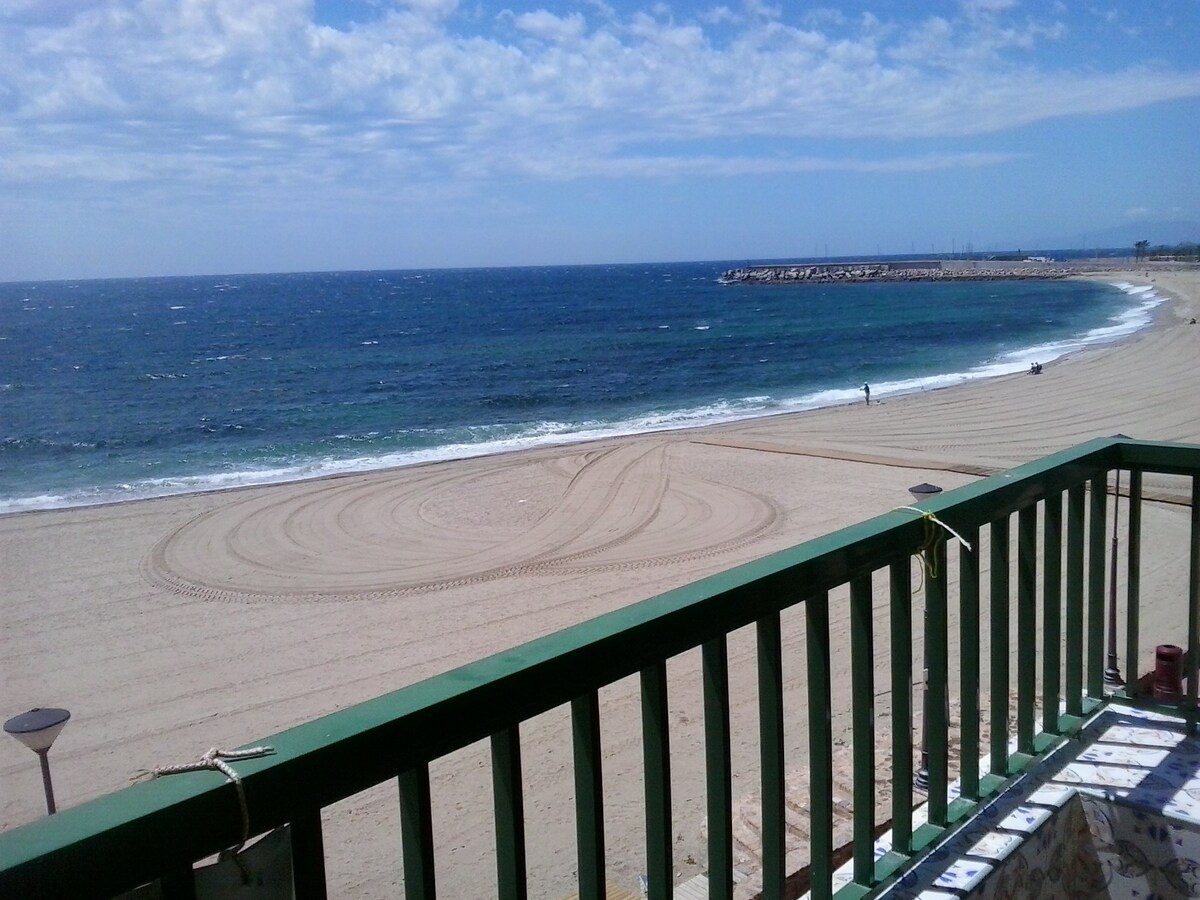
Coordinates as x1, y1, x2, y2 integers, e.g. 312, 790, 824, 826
720, 263, 1072, 284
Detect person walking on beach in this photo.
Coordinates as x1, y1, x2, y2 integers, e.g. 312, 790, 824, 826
862, 383, 870, 406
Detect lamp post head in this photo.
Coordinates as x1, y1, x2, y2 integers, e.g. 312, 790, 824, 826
4, 708, 70, 754
907, 483, 942, 504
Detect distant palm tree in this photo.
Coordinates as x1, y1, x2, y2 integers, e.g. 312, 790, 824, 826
1134, 240, 1149, 262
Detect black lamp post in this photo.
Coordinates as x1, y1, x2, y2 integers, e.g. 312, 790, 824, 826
4, 707, 71, 814
908, 483, 942, 792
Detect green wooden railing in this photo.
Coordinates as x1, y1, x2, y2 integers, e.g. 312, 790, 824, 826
2, 437, 1199, 899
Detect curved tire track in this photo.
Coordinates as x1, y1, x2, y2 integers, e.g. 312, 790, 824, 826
146, 441, 779, 602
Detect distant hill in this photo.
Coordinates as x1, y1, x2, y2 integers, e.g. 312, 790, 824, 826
1030, 220, 1199, 253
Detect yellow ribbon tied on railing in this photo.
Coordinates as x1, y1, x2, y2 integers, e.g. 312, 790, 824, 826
894, 505, 973, 584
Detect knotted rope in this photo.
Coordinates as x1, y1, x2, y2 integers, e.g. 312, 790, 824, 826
894, 505, 972, 587
135, 746, 275, 858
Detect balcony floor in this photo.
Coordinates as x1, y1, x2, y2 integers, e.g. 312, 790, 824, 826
856, 703, 1200, 898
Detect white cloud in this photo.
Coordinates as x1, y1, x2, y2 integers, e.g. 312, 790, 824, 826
960, 0, 1019, 15
699, 6, 736, 26
516, 149, 1028, 180
0, 0, 1197, 200
512, 10, 587, 43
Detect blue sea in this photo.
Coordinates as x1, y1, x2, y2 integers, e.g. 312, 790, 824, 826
0, 262, 1164, 514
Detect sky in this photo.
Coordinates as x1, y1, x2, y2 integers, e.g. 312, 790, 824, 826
1, 0, 1198, 281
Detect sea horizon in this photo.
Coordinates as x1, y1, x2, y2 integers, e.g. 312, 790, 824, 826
0, 261, 1164, 515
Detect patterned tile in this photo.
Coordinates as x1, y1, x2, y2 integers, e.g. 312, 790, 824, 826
1096, 723, 1186, 748
995, 804, 1051, 835
930, 858, 993, 892
1052, 761, 1154, 790
1023, 782, 1075, 808
831, 707, 1200, 900
1076, 742, 1169, 766
962, 830, 1022, 862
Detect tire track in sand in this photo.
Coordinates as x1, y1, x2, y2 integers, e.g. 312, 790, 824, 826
146, 442, 779, 601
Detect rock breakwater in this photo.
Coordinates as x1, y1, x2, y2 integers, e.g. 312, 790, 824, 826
720, 263, 1072, 284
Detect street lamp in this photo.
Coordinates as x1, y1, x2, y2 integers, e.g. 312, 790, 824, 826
907, 484, 941, 792
4, 707, 70, 814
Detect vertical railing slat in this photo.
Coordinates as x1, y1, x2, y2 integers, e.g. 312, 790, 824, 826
1042, 493, 1063, 734
926, 539, 949, 827
889, 558, 914, 854
291, 809, 328, 900
758, 613, 786, 900
989, 517, 1010, 775
1125, 471, 1143, 698
807, 592, 833, 900
572, 691, 606, 900
1188, 476, 1200, 733
492, 726, 528, 900
1017, 505, 1037, 753
398, 763, 436, 900
850, 574, 875, 886
641, 662, 672, 900
958, 526, 981, 802
160, 864, 197, 900
1065, 485, 1086, 717
702, 638, 733, 900
1088, 476, 1109, 699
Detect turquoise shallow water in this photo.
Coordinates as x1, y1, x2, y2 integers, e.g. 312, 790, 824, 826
0, 262, 1162, 512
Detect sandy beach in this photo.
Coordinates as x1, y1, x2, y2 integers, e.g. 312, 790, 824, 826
2, 267, 1198, 897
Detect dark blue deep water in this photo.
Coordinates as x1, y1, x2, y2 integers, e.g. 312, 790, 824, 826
0, 262, 1162, 512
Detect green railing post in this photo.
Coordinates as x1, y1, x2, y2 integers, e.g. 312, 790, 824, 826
958, 526, 980, 803
399, 764, 436, 900
926, 539, 949, 827
1017, 505, 1037, 754
641, 662, 672, 900
702, 638, 733, 900
1042, 494, 1063, 735
572, 691, 606, 900
291, 809, 328, 900
989, 517, 1010, 775
1124, 471, 1142, 699
1088, 476, 1109, 699
849, 573, 875, 887
889, 558, 914, 855
807, 592, 833, 900
160, 864, 197, 900
1065, 485, 1086, 719
1188, 477, 1200, 733
492, 726, 528, 900
758, 612, 786, 900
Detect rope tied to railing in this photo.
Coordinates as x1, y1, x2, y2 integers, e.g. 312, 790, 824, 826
133, 746, 275, 861
894, 505, 972, 584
